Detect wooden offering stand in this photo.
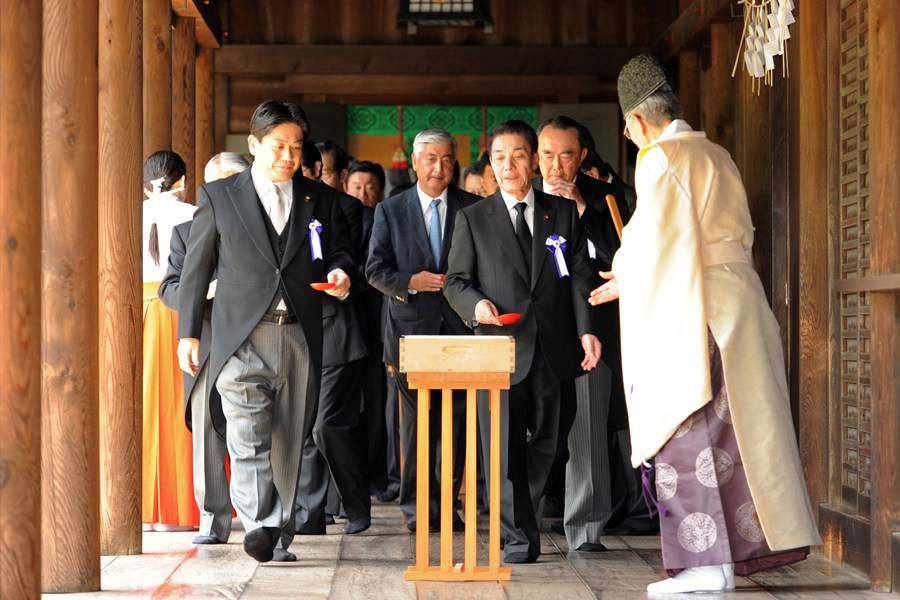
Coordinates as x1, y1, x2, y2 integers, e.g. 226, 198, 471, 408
399, 335, 515, 582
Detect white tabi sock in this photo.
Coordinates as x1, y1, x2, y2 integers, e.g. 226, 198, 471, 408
722, 563, 735, 590
646, 564, 728, 595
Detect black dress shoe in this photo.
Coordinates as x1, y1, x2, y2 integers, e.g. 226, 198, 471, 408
575, 542, 607, 552
344, 516, 371, 535
243, 527, 279, 562
452, 513, 465, 532
406, 520, 439, 533
295, 520, 326, 536
376, 484, 400, 503
325, 514, 336, 525
192, 534, 226, 545
504, 551, 537, 564
272, 548, 297, 562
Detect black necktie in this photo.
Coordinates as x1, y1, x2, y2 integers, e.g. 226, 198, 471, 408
514, 201, 532, 271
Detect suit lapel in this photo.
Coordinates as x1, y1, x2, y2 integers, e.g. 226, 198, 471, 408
405, 188, 436, 270
486, 193, 530, 285
280, 175, 316, 268
440, 187, 461, 271
227, 169, 278, 268
531, 191, 554, 291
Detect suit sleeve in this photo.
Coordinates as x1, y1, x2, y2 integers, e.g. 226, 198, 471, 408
568, 205, 596, 338
365, 202, 415, 302
324, 189, 355, 277
444, 209, 487, 324
178, 187, 218, 340
158, 225, 187, 311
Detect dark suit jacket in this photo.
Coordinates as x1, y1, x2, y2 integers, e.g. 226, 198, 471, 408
366, 185, 481, 366
533, 174, 633, 428
323, 192, 368, 368
357, 206, 385, 353
444, 189, 596, 385
158, 220, 223, 433
178, 169, 355, 397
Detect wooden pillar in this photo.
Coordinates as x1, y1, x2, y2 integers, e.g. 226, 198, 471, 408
0, 1, 43, 598
98, 0, 143, 556
196, 47, 215, 186
700, 23, 735, 154
143, 0, 172, 158
795, 0, 830, 524
867, 0, 900, 590
214, 73, 229, 153
677, 0, 700, 128
41, 0, 100, 592
172, 16, 196, 203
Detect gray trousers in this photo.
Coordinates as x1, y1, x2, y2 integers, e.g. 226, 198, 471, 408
216, 321, 315, 549
563, 363, 613, 548
191, 364, 232, 540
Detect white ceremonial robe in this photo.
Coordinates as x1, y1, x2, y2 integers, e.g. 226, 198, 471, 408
612, 120, 822, 551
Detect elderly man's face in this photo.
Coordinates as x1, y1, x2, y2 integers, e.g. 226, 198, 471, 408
412, 141, 455, 198
490, 133, 538, 199
346, 172, 383, 208
538, 126, 587, 186
463, 172, 487, 196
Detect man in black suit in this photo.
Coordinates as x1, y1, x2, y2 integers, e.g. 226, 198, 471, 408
177, 101, 355, 563
293, 141, 372, 536
444, 120, 601, 563
366, 128, 480, 531
533, 116, 630, 551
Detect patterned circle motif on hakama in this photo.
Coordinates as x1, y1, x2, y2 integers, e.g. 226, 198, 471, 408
714, 392, 732, 424
735, 501, 766, 543
655, 463, 678, 501
695, 446, 735, 488
677, 512, 718, 553
673, 414, 694, 439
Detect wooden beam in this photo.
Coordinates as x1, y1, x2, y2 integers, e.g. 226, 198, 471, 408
196, 47, 215, 185
699, 23, 735, 153
678, 0, 701, 127
284, 73, 615, 99
143, 0, 172, 158
0, 0, 42, 597
42, 0, 101, 592
215, 44, 643, 78
654, 0, 734, 61
98, 0, 143, 557
172, 16, 196, 202
171, 0, 221, 48
867, 0, 900, 590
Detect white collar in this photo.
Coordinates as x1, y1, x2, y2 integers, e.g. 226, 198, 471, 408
500, 186, 535, 212
416, 183, 449, 211
657, 119, 694, 143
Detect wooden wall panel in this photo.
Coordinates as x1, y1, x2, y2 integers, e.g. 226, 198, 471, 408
41, 0, 101, 592
196, 47, 216, 185
0, 0, 43, 597
172, 16, 197, 202
98, 0, 143, 556
143, 0, 171, 158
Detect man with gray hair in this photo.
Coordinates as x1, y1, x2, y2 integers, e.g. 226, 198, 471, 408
203, 152, 250, 184
591, 54, 821, 594
366, 128, 481, 531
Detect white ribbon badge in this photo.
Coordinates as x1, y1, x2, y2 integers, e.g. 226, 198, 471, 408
587, 239, 597, 260
545, 234, 570, 278
309, 218, 324, 261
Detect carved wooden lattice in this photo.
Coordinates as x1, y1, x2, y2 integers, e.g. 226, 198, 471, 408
838, 0, 872, 517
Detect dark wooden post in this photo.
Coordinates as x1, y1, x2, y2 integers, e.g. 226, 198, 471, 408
196, 47, 215, 186
0, 1, 43, 598
700, 23, 735, 154
172, 16, 196, 202
41, 0, 101, 592
98, 0, 143, 556
143, 0, 172, 158
677, 0, 700, 127
867, 0, 900, 591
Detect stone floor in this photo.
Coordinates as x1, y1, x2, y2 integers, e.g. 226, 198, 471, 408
51, 503, 894, 599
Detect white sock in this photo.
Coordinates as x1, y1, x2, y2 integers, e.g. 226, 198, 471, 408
722, 563, 735, 590
646, 564, 728, 595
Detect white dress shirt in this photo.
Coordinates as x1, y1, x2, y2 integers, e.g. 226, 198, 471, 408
251, 162, 294, 310
500, 186, 535, 235
417, 183, 449, 238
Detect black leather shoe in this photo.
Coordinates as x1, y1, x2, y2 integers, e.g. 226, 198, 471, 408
344, 516, 371, 535
406, 520, 439, 533
295, 520, 326, 536
504, 551, 538, 564
272, 548, 297, 562
243, 527, 279, 562
325, 514, 336, 525
192, 534, 226, 545
575, 542, 607, 552
452, 513, 465, 532
376, 484, 400, 503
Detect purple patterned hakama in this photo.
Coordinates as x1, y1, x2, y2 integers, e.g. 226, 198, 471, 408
655, 336, 809, 576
